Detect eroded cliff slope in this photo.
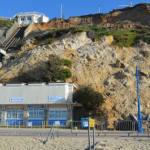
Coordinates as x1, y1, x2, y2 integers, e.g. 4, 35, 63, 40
0, 32, 149, 125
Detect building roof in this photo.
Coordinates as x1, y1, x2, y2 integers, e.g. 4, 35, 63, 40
0, 83, 73, 86
14, 12, 48, 18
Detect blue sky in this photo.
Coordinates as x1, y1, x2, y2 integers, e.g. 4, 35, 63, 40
0, 0, 149, 19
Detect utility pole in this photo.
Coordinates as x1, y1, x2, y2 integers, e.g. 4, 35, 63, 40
93, 125, 95, 150
98, 5, 101, 14
118, 0, 133, 8
60, 3, 63, 19
129, 0, 133, 7
136, 65, 143, 133
88, 117, 91, 150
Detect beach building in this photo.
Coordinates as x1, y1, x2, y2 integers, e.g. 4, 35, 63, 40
0, 83, 74, 127
14, 12, 49, 26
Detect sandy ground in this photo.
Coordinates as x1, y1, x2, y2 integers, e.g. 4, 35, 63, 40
0, 136, 149, 150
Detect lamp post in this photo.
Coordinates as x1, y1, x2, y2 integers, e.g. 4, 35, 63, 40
136, 65, 143, 133
60, 3, 63, 19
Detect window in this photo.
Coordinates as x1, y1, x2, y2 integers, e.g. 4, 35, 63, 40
7, 109, 23, 119
49, 109, 68, 120
21, 17, 25, 21
17, 110, 23, 118
49, 110, 55, 119
62, 111, 67, 119
28, 108, 44, 119
27, 16, 32, 21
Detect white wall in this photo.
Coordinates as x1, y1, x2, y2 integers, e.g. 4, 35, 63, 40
0, 83, 73, 105
17, 14, 49, 26
42, 16, 49, 23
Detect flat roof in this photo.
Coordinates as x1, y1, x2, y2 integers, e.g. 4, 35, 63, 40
14, 12, 48, 17
0, 83, 73, 86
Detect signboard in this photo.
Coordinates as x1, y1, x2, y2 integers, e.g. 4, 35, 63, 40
54, 121, 60, 126
81, 118, 95, 128
89, 118, 95, 128
81, 118, 88, 128
82, 121, 88, 128
27, 122, 32, 127
48, 96, 64, 102
9, 97, 24, 102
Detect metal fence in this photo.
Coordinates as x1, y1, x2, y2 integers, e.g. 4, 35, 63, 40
70, 120, 150, 132
114, 120, 138, 131
0, 120, 150, 132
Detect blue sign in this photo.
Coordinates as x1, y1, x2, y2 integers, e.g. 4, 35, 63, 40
81, 118, 89, 128
48, 96, 64, 102
9, 97, 24, 102
82, 121, 88, 128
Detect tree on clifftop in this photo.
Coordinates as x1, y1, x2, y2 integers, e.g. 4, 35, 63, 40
73, 85, 104, 117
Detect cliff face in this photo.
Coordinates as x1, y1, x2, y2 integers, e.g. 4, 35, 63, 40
105, 3, 150, 25
0, 32, 149, 126
24, 3, 150, 37
69, 4, 150, 26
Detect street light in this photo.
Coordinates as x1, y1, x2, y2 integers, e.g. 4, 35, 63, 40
136, 65, 143, 133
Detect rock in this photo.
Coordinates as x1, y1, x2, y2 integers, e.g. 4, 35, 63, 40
113, 71, 126, 80
101, 35, 114, 45
86, 53, 96, 61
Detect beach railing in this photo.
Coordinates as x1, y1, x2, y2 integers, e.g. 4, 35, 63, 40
114, 120, 138, 131
0, 120, 149, 132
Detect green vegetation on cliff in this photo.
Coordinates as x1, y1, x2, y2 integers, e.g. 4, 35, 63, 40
33, 25, 150, 48
0, 19, 14, 27
70, 25, 150, 47
11, 55, 72, 83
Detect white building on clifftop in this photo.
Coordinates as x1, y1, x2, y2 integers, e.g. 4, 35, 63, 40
14, 12, 49, 26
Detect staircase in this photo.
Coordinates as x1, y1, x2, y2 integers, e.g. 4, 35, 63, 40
1, 22, 26, 51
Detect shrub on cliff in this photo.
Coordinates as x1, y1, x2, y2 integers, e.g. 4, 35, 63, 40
62, 59, 72, 67
14, 54, 72, 83
46, 55, 72, 82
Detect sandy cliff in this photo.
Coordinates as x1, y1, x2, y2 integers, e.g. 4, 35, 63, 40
0, 32, 149, 126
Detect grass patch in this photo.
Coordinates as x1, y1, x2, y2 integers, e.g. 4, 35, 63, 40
33, 25, 150, 47
0, 19, 14, 27
109, 29, 138, 47
76, 25, 150, 47
62, 59, 72, 67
